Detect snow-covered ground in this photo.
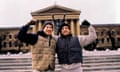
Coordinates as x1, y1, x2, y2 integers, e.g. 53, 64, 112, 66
83, 48, 120, 56
0, 52, 32, 59
0, 49, 120, 59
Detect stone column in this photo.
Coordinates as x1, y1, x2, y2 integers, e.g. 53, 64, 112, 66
70, 19, 75, 35
31, 25, 36, 33
76, 20, 80, 35
37, 20, 42, 31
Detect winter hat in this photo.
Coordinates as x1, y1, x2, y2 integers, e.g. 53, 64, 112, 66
59, 23, 70, 33
42, 20, 53, 29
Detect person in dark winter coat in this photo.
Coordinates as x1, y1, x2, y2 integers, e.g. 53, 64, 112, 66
56, 23, 97, 72
17, 20, 56, 72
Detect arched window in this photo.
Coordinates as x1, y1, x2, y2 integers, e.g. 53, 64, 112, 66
96, 32, 98, 35
107, 38, 110, 43
9, 35, 12, 39
111, 31, 115, 35
3, 42, 6, 48
14, 41, 18, 47
117, 38, 120, 42
117, 31, 120, 35
9, 42, 12, 47
3, 35, 6, 40
101, 38, 104, 43
101, 32, 104, 36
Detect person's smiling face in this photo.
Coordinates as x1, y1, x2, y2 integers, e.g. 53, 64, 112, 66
43, 24, 53, 36
61, 26, 70, 36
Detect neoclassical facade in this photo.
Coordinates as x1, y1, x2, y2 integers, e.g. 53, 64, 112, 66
31, 5, 81, 35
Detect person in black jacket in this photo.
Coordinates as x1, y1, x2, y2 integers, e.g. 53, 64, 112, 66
17, 20, 56, 72
56, 23, 97, 72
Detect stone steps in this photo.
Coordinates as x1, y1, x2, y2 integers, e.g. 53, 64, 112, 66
82, 54, 120, 72
0, 52, 120, 72
0, 58, 32, 72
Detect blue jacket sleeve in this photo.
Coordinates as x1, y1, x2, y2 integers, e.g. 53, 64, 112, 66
17, 25, 38, 45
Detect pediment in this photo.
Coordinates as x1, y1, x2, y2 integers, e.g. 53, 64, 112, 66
31, 5, 80, 15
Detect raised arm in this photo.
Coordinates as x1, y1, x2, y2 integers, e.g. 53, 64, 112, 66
78, 25, 97, 47
17, 20, 38, 45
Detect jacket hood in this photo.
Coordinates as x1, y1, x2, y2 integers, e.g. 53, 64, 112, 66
42, 21, 53, 29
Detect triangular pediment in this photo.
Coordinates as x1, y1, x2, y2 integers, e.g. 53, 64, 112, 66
31, 5, 80, 15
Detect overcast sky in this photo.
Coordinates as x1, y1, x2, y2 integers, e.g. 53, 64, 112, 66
0, 0, 120, 27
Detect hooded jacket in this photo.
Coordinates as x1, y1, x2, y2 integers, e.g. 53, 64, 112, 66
17, 23, 56, 71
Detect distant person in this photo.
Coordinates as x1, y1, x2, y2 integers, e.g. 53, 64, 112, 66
56, 21, 97, 72
17, 20, 56, 72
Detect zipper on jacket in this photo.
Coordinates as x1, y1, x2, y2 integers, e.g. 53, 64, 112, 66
66, 38, 70, 64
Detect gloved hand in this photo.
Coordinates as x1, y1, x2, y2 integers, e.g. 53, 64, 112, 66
26, 20, 36, 26
26, 20, 39, 26
81, 20, 91, 27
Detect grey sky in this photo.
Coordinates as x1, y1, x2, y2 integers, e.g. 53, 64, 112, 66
0, 0, 120, 27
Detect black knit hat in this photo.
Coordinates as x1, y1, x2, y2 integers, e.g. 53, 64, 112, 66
59, 23, 70, 33
42, 21, 53, 29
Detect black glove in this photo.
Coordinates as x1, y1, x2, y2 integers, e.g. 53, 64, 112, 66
26, 20, 39, 26
27, 20, 36, 26
81, 20, 90, 27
